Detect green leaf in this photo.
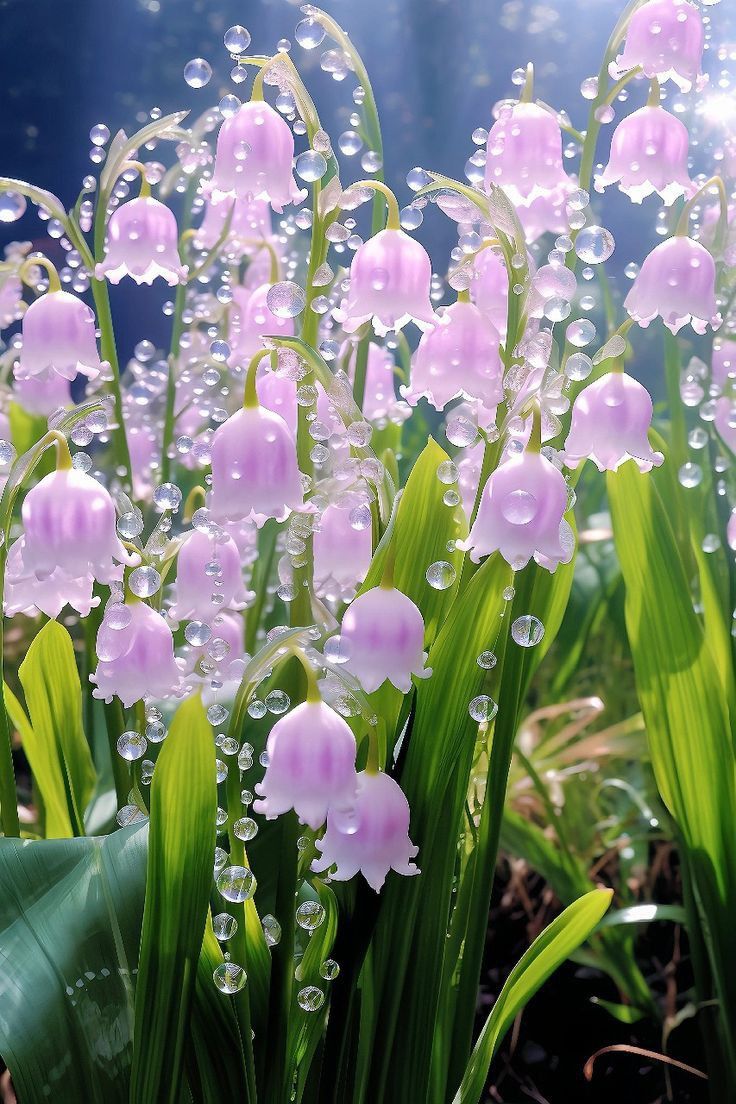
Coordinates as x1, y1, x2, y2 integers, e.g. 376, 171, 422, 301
0, 825, 147, 1104
130, 694, 217, 1104
589, 996, 646, 1024
598, 903, 688, 930
8, 403, 53, 478
15, 620, 96, 837
452, 888, 612, 1104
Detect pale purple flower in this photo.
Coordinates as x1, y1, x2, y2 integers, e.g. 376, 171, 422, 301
313, 503, 373, 600
713, 340, 736, 390
20, 467, 136, 583
14, 372, 72, 416
4, 538, 99, 619
128, 421, 159, 501
402, 300, 503, 411
91, 601, 182, 708
169, 529, 252, 624
340, 229, 437, 336
193, 196, 272, 253
0, 272, 22, 329
206, 101, 307, 212
484, 102, 569, 202
95, 197, 187, 286
564, 372, 664, 473
311, 770, 420, 892
15, 290, 107, 382
256, 369, 298, 435
341, 585, 431, 694
514, 183, 576, 244
253, 699, 358, 830
209, 406, 303, 526
624, 236, 721, 335
611, 0, 705, 93
344, 341, 401, 423
714, 396, 736, 452
471, 248, 508, 337
229, 282, 295, 363
458, 449, 569, 570
595, 106, 693, 205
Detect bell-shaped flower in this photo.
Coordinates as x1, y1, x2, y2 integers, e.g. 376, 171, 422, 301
0, 271, 22, 330
401, 299, 503, 412
458, 447, 569, 571
193, 196, 271, 253
256, 369, 298, 434
15, 291, 107, 382
514, 183, 575, 244
624, 236, 721, 335
713, 340, 736, 390
611, 0, 705, 93
253, 699, 358, 830
484, 102, 569, 203
471, 248, 508, 337
181, 610, 248, 704
127, 421, 159, 501
20, 466, 136, 584
564, 372, 664, 473
314, 502, 373, 600
14, 372, 72, 416
312, 770, 420, 892
206, 101, 307, 212
91, 601, 181, 708
209, 405, 303, 526
95, 197, 187, 286
714, 396, 736, 453
595, 106, 693, 205
340, 228, 437, 336
4, 538, 99, 619
343, 341, 403, 424
169, 529, 252, 624
228, 283, 295, 364
340, 584, 431, 694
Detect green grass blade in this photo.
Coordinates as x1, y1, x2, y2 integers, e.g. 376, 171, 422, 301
15, 620, 96, 837
451, 888, 612, 1104
129, 694, 217, 1104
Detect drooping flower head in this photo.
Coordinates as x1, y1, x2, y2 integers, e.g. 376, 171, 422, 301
91, 601, 182, 708
206, 101, 307, 212
169, 528, 253, 624
611, 0, 705, 93
312, 770, 420, 892
484, 102, 570, 203
341, 229, 437, 336
95, 196, 187, 286
340, 584, 432, 694
16, 290, 107, 382
228, 282, 295, 364
313, 502, 374, 600
13, 371, 72, 416
595, 106, 693, 206
564, 371, 664, 473
624, 235, 721, 335
193, 195, 272, 254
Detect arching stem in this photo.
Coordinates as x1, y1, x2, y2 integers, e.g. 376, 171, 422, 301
351, 180, 401, 231
19, 255, 61, 294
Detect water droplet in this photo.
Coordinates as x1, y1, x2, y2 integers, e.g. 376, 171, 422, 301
217, 865, 257, 903
213, 913, 239, 941
295, 17, 326, 48
265, 689, 290, 714
511, 615, 545, 647
468, 695, 498, 722
296, 150, 328, 182
213, 961, 247, 994
501, 489, 537, 525
678, 462, 702, 488
266, 280, 306, 319
0, 192, 27, 223
129, 566, 161, 598
502, 585, 516, 601
574, 226, 615, 265
324, 635, 351, 664
247, 699, 267, 719
153, 482, 182, 511
436, 460, 459, 485
477, 651, 497, 669
297, 985, 325, 1012
262, 913, 282, 946
234, 816, 258, 841
320, 958, 340, 981
566, 319, 596, 348
224, 24, 251, 54
207, 703, 229, 725
564, 352, 593, 382
117, 731, 147, 761
296, 901, 326, 930
426, 561, 457, 590
184, 58, 212, 88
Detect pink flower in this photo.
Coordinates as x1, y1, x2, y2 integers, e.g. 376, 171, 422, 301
4, 538, 99, 619
228, 283, 295, 363
209, 406, 303, 526
311, 770, 420, 892
256, 369, 298, 434
595, 106, 693, 205
313, 503, 374, 600
128, 421, 159, 500
15, 291, 106, 382
458, 449, 569, 570
514, 183, 575, 244
169, 529, 252, 624
206, 101, 307, 213
564, 372, 664, 473
95, 197, 187, 286
341, 229, 437, 336
471, 248, 508, 337
193, 196, 272, 253
402, 300, 503, 411
344, 341, 401, 423
253, 700, 358, 830
484, 102, 569, 202
0, 272, 22, 329
714, 396, 736, 453
625, 236, 721, 335
611, 0, 705, 93
340, 585, 432, 693
20, 467, 135, 583
91, 601, 182, 708
713, 340, 736, 390
14, 372, 72, 416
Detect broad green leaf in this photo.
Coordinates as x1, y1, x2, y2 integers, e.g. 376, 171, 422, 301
130, 694, 217, 1104
290, 881, 338, 1100
451, 888, 612, 1104
16, 620, 96, 837
8, 403, 53, 478
0, 825, 147, 1104
598, 903, 688, 929
362, 437, 468, 642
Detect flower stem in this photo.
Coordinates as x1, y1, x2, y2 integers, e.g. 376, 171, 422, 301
351, 179, 401, 230
19, 255, 61, 293
520, 63, 534, 104
243, 349, 270, 409
675, 175, 728, 237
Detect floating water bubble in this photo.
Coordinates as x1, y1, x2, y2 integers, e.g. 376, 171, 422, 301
678, 462, 702, 488
266, 280, 306, 318
153, 482, 182, 511
295, 17, 326, 49
262, 914, 282, 947
296, 901, 326, 930
320, 959, 340, 981
574, 225, 615, 264
564, 352, 593, 381
89, 123, 110, 146
297, 986, 325, 1012
296, 150, 328, 182
129, 566, 161, 598
426, 561, 456, 590
511, 615, 545, 647
219, 94, 241, 118
566, 319, 596, 348
213, 913, 239, 941
324, 634, 351, 664
688, 428, 708, 450
0, 192, 26, 223
468, 695, 498, 722
224, 24, 251, 53
184, 58, 212, 88
117, 731, 147, 761
217, 865, 257, 903
213, 961, 247, 994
